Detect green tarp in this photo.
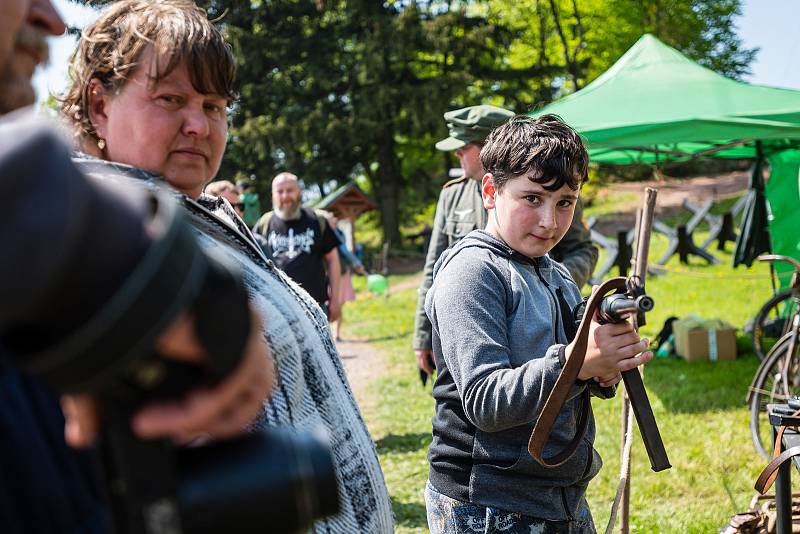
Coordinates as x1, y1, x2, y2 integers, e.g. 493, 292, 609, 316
766, 149, 800, 285
529, 34, 800, 273
531, 34, 800, 164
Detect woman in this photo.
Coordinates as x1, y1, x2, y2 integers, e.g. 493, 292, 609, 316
206, 179, 245, 218
327, 215, 366, 341
60, 2, 392, 532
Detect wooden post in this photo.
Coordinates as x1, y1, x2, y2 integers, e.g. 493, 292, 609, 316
620, 391, 630, 534
619, 207, 641, 534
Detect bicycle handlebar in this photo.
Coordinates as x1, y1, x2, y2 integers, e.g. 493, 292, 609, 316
758, 254, 800, 273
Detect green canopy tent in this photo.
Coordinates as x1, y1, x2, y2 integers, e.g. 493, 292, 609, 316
530, 34, 800, 277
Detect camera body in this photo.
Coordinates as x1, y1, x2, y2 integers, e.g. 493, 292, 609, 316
93, 200, 340, 534
11, 188, 340, 534
101, 376, 339, 534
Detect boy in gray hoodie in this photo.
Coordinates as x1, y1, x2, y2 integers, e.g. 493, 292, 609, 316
424, 115, 653, 533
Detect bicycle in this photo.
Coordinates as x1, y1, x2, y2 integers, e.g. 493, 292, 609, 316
747, 254, 800, 459
750, 280, 798, 361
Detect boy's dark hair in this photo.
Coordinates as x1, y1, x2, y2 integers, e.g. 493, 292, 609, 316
480, 114, 589, 192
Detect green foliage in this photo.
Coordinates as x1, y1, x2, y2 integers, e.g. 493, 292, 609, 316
488, 0, 757, 98
72, 0, 756, 244
193, 0, 540, 243
343, 234, 774, 533
38, 94, 61, 117
580, 165, 610, 210
210, 0, 754, 245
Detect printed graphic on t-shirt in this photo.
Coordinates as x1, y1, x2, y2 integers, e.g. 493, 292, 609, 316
262, 208, 340, 306
268, 227, 316, 260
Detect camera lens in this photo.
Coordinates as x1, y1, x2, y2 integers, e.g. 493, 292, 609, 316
176, 428, 339, 534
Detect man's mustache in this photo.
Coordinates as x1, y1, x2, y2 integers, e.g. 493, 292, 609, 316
15, 24, 50, 64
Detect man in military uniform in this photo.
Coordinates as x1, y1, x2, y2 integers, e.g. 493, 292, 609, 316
413, 105, 599, 376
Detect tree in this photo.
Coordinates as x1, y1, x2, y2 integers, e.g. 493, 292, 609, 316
199, 0, 569, 244
488, 0, 757, 96
73, 0, 756, 243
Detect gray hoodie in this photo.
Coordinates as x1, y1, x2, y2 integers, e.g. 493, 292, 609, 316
425, 230, 612, 521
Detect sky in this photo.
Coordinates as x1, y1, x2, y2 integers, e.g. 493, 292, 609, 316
32, 0, 97, 105
33, 0, 800, 105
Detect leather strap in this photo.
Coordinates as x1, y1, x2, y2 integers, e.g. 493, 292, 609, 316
755, 445, 800, 495
755, 419, 800, 494
528, 277, 627, 466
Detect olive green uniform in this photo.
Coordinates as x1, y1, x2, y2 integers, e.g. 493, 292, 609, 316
412, 177, 597, 351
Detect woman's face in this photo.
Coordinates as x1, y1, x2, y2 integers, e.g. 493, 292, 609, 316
90, 47, 228, 199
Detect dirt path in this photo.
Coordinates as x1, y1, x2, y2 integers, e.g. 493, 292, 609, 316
592, 171, 750, 233
606, 170, 749, 209
337, 274, 422, 401
336, 337, 384, 406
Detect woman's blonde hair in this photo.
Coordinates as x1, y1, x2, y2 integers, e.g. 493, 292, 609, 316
205, 179, 237, 196
61, 0, 236, 147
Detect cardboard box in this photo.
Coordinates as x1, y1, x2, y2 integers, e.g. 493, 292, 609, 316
673, 316, 737, 362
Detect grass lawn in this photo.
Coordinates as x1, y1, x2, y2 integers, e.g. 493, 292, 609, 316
343, 230, 774, 533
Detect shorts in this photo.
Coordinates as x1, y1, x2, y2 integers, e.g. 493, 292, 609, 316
424, 480, 596, 534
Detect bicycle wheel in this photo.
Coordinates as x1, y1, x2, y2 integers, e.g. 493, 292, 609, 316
751, 289, 797, 361
749, 332, 800, 459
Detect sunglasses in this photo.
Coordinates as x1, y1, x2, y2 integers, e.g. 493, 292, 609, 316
233, 202, 245, 210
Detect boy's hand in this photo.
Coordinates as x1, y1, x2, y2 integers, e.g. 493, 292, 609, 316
594, 371, 622, 388
328, 296, 342, 322
572, 315, 652, 381
564, 284, 652, 382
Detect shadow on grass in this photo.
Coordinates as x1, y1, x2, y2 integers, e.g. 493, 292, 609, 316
643, 338, 761, 413
345, 331, 412, 343
392, 497, 428, 530
376, 432, 431, 454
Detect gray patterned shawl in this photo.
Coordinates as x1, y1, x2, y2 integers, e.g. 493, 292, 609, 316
74, 156, 393, 534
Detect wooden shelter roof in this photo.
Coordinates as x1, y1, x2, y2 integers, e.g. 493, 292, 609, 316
314, 182, 376, 218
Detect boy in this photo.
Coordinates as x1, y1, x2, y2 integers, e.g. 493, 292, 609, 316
424, 114, 652, 533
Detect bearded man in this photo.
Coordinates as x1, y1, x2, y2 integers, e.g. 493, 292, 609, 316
253, 172, 342, 321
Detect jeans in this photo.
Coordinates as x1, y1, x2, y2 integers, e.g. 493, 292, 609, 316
425, 481, 596, 534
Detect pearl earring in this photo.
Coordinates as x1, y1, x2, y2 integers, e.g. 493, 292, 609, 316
97, 138, 106, 150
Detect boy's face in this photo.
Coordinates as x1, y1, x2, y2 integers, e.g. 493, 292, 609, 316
481, 172, 579, 258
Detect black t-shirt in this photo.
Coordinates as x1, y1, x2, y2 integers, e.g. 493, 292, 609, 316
265, 208, 340, 306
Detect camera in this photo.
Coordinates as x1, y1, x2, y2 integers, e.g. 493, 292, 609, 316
101, 396, 339, 534
8, 189, 340, 533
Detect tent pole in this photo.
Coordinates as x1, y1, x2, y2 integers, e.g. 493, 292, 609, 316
755, 143, 778, 295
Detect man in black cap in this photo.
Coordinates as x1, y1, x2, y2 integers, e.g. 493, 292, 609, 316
413, 105, 598, 377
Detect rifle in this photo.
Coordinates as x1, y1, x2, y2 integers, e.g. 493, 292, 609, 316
528, 188, 671, 473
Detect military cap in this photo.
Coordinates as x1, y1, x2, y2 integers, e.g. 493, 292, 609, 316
435, 105, 515, 151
